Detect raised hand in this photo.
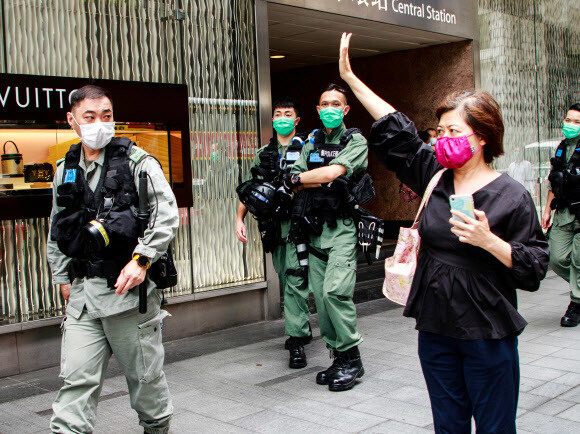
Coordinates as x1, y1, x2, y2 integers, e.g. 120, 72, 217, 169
337, 32, 396, 121
339, 32, 354, 81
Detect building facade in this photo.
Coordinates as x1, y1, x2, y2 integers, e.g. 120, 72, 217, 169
0, 0, 578, 376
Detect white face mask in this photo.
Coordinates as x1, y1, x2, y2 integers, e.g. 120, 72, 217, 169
72, 115, 115, 150
429, 137, 437, 146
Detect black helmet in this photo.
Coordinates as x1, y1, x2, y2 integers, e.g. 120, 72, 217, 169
236, 180, 278, 219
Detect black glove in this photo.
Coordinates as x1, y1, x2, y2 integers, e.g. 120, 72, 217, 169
325, 175, 349, 194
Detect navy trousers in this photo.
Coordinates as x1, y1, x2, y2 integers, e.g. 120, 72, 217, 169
418, 331, 519, 434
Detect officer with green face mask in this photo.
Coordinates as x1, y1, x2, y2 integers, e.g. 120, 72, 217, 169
542, 103, 580, 327
236, 97, 312, 368
286, 84, 368, 392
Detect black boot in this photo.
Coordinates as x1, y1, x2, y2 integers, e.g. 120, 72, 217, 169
286, 337, 307, 369
561, 301, 580, 327
328, 346, 364, 392
284, 333, 313, 350
284, 324, 313, 349
316, 351, 340, 385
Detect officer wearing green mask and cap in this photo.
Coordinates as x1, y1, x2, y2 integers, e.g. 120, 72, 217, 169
236, 97, 312, 368
542, 103, 580, 327
285, 84, 368, 392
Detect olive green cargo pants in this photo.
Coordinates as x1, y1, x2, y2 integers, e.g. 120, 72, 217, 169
50, 295, 172, 434
272, 242, 311, 338
309, 243, 363, 351
549, 218, 580, 303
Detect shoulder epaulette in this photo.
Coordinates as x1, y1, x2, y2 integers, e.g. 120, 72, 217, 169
129, 146, 149, 164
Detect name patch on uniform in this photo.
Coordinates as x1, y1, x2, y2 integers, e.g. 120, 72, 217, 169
286, 151, 300, 162
320, 150, 340, 158
64, 169, 77, 183
309, 153, 323, 163
556, 149, 563, 157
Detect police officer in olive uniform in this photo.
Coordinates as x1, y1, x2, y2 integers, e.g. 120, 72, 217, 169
236, 97, 312, 368
47, 85, 178, 434
542, 103, 580, 327
287, 84, 368, 392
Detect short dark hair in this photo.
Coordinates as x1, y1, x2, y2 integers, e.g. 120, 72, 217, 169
320, 83, 348, 105
273, 96, 300, 117
426, 128, 437, 134
418, 130, 431, 144
69, 85, 113, 110
436, 90, 504, 164
569, 103, 580, 113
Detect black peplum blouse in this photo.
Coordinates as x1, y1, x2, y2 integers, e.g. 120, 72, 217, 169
369, 112, 550, 339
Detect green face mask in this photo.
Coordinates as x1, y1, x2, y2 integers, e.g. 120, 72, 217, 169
563, 122, 580, 140
319, 107, 344, 129
273, 117, 295, 137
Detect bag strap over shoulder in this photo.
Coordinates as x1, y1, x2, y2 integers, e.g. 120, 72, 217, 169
412, 169, 446, 226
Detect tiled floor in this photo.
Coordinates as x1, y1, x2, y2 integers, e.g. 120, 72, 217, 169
1, 272, 579, 433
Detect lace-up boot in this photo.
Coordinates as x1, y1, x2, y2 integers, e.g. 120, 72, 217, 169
328, 346, 364, 392
316, 350, 341, 385
286, 337, 307, 369
561, 301, 580, 327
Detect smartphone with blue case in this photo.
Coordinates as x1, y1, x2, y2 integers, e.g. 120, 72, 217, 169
449, 194, 475, 220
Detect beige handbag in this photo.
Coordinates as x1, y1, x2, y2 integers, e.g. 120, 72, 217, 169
383, 169, 446, 306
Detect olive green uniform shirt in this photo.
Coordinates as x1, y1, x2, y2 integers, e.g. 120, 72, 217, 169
291, 123, 368, 249
47, 144, 179, 319
552, 135, 580, 226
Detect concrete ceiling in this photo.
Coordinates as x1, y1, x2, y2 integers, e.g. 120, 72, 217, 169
268, 3, 466, 72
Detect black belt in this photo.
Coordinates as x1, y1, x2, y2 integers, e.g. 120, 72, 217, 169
68, 259, 120, 288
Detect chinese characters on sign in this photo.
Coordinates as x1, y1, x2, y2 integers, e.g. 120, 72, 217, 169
341, 0, 458, 24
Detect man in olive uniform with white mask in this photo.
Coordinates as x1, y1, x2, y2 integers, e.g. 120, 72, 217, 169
47, 85, 178, 434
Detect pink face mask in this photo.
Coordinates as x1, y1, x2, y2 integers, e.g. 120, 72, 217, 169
435, 133, 481, 169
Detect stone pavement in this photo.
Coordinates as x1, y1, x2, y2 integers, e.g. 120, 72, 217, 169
1, 271, 580, 433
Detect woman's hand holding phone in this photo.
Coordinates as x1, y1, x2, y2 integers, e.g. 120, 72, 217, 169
450, 209, 495, 249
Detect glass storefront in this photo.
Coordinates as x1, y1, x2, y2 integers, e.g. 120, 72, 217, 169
478, 0, 580, 215
0, 0, 264, 325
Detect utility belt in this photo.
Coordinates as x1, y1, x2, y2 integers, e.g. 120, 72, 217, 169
67, 250, 178, 290
287, 174, 384, 271
68, 259, 122, 288
551, 197, 580, 220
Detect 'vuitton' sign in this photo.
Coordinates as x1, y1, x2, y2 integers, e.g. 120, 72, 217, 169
0, 73, 189, 124
0, 86, 71, 111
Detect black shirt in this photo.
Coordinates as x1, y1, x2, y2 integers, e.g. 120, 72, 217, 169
369, 112, 550, 339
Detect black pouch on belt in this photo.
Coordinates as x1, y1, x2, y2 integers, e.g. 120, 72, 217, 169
149, 248, 178, 289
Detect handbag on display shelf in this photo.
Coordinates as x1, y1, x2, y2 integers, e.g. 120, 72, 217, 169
382, 169, 446, 306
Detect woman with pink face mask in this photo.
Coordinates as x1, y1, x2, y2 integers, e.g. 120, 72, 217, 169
339, 34, 549, 433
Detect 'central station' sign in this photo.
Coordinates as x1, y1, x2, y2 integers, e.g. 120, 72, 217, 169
266, 0, 478, 39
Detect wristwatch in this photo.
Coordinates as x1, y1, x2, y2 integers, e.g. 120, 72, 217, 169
291, 173, 302, 186
133, 254, 151, 269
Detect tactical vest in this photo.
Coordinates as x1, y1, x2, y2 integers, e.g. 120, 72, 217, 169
548, 139, 580, 213
304, 128, 361, 228
250, 136, 304, 182
51, 137, 143, 283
